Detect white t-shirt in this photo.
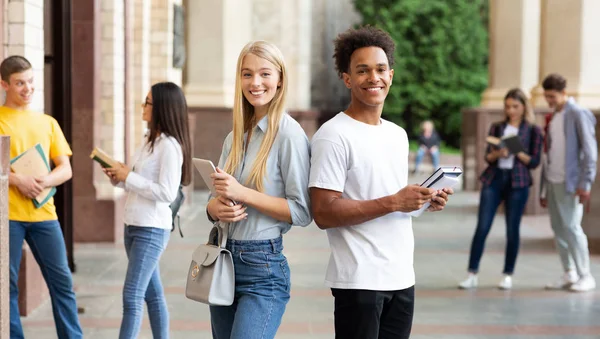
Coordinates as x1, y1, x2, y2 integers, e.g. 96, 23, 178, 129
498, 124, 519, 169
309, 112, 414, 291
546, 109, 566, 183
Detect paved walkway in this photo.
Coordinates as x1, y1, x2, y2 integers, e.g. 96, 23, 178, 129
21, 176, 600, 338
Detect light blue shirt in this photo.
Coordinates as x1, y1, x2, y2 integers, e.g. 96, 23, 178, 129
215, 113, 312, 240
541, 98, 597, 196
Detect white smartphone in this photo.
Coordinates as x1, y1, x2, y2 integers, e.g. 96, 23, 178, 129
192, 158, 237, 205
192, 158, 218, 195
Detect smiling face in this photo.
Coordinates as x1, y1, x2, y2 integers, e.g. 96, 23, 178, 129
543, 89, 567, 111
1, 69, 34, 108
240, 53, 281, 115
343, 46, 394, 108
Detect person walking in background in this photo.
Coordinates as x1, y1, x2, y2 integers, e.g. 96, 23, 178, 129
309, 26, 452, 339
103, 82, 192, 338
539, 73, 597, 292
0, 55, 83, 339
205, 41, 312, 339
412, 120, 441, 174
459, 88, 543, 290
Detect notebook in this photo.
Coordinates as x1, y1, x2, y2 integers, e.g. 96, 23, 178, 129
10, 143, 56, 208
409, 166, 462, 217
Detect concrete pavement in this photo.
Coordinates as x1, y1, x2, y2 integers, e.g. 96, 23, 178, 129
21, 181, 600, 338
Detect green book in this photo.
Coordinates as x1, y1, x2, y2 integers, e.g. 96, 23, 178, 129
10, 143, 56, 208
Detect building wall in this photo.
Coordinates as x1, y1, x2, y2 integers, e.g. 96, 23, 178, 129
2, 0, 45, 112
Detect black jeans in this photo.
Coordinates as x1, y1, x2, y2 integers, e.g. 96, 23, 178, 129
468, 168, 530, 274
331, 286, 415, 339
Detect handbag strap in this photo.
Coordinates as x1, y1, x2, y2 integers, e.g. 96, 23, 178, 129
218, 222, 229, 248
207, 222, 229, 249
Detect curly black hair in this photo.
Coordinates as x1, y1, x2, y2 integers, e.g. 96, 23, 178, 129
333, 26, 396, 79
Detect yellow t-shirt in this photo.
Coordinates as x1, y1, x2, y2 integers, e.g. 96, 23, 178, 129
0, 106, 73, 222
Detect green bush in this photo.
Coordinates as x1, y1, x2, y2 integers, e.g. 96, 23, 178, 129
354, 0, 489, 148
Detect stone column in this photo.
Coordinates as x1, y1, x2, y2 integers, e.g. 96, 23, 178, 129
0, 136, 9, 339
184, 0, 252, 108
480, 0, 541, 107
97, 0, 126, 199
531, 0, 600, 108
183, 0, 252, 189
252, 0, 312, 110
3, 0, 45, 111
150, 0, 183, 85
130, 0, 151, 152
72, 0, 126, 243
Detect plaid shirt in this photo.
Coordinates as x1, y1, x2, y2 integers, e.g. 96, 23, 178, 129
479, 121, 543, 188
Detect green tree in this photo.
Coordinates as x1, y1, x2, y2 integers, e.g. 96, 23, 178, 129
354, 0, 489, 148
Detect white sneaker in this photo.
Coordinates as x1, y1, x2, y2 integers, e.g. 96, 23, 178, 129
569, 275, 596, 292
545, 270, 579, 290
458, 274, 478, 289
498, 275, 512, 290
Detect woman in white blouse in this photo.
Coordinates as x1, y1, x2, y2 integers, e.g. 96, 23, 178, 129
105, 82, 192, 339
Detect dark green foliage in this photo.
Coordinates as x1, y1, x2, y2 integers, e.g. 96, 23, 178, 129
354, 0, 489, 148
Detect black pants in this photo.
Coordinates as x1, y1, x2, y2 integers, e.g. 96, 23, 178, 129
331, 286, 415, 339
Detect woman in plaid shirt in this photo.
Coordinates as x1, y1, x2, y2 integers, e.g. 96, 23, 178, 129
459, 88, 543, 290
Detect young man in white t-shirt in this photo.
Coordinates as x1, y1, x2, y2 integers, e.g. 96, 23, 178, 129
309, 26, 453, 339
540, 73, 597, 292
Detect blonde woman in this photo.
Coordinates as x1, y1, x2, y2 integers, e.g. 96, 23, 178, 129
459, 88, 543, 290
206, 41, 312, 339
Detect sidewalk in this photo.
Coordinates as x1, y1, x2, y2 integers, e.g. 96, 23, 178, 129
21, 182, 600, 338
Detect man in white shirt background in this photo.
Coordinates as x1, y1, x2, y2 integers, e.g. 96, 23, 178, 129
309, 26, 453, 339
540, 73, 598, 292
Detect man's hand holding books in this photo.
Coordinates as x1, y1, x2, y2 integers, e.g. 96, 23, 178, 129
13, 173, 45, 199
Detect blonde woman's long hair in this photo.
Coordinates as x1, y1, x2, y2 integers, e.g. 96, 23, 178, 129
223, 41, 288, 192
504, 88, 535, 123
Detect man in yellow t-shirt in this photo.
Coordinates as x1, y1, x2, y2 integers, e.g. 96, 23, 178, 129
0, 56, 82, 338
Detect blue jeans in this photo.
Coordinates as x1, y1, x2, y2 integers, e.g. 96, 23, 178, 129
210, 237, 291, 339
468, 169, 530, 274
414, 147, 440, 171
9, 220, 82, 339
119, 225, 170, 339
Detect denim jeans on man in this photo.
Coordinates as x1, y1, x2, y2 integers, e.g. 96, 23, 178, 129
414, 147, 440, 172
9, 220, 83, 339
210, 236, 291, 339
119, 225, 170, 339
468, 168, 530, 274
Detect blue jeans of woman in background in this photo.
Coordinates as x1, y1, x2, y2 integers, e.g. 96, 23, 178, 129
119, 225, 170, 339
468, 169, 530, 274
210, 236, 291, 339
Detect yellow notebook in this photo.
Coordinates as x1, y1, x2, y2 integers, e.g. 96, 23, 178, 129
89, 147, 119, 168
10, 143, 56, 208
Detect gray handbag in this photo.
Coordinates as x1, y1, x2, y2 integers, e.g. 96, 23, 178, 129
185, 223, 235, 306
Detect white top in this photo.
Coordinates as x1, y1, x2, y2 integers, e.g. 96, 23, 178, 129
118, 134, 183, 229
546, 107, 566, 183
309, 112, 415, 291
498, 124, 519, 169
